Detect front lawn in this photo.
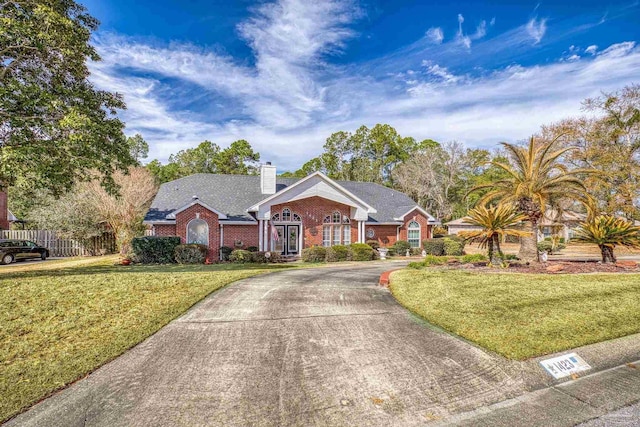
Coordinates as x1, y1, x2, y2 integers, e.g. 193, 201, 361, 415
0, 257, 291, 423
390, 269, 640, 360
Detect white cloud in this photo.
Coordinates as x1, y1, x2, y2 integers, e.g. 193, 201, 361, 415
599, 41, 635, 57
426, 27, 444, 44
526, 17, 547, 44
456, 14, 472, 49
585, 45, 598, 55
473, 20, 487, 39
87, 0, 640, 172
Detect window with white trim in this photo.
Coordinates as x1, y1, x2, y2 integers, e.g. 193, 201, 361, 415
292, 213, 301, 222
187, 219, 209, 245
332, 226, 341, 245
407, 221, 421, 248
282, 208, 291, 222
321, 211, 352, 246
343, 225, 351, 245
271, 213, 280, 221
322, 226, 331, 247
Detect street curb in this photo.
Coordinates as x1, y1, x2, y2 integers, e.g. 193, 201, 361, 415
433, 360, 640, 426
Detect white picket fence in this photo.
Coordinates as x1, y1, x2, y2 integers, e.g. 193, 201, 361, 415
0, 230, 116, 257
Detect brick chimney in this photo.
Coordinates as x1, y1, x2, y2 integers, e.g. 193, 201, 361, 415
260, 162, 277, 195
0, 190, 8, 230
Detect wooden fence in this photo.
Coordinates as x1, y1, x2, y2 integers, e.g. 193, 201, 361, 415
0, 230, 116, 257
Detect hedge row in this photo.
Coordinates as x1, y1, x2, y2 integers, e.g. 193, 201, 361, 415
131, 237, 284, 264
301, 243, 377, 263
229, 249, 283, 264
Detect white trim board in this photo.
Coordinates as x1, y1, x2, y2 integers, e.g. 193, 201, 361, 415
167, 199, 228, 220
247, 172, 377, 218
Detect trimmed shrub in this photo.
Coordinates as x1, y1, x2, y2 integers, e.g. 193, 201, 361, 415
246, 246, 259, 252
131, 236, 181, 264
408, 261, 424, 269
230, 249, 253, 263
443, 237, 465, 256
392, 240, 411, 256
537, 241, 566, 254
174, 244, 208, 264
460, 253, 487, 263
252, 251, 283, 263
410, 247, 422, 256
365, 240, 380, 250
302, 246, 327, 262
220, 246, 233, 261
422, 238, 445, 256
349, 243, 374, 261
267, 251, 283, 263
252, 251, 269, 263
372, 249, 380, 260
423, 255, 448, 266
326, 245, 349, 262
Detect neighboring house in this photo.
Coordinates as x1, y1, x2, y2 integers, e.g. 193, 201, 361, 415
0, 190, 8, 230
144, 164, 438, 260
538, 209, 586, 241
444, 217, 481, 236
445, 209, 587, 241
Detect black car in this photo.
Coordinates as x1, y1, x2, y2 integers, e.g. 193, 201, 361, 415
0, 239, 50, 265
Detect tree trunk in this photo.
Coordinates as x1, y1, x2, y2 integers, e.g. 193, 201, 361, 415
488, 235, 502, 266
494, 234, 503, 258
599, 245, 617, 263
518, 220, 540, 263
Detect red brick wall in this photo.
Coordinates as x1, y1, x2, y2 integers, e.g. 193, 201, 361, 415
175, 204, 219, 260
154, 224, 177, 236
0, 191, 8, 230
398, 208, 432, 245
222, 224, 259, 249
270, 197, 358, 248
365, 225, 399, 247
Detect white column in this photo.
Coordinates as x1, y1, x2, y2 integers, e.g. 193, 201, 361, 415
259, 220, 264, 251
219, 224, 224, 260
264, 220, 269, 251
357, 221, 362, 243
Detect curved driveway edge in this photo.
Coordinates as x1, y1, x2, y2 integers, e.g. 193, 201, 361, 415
5, 262, 639, 426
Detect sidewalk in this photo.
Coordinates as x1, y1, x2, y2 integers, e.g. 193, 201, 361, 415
433, 361, 640, 426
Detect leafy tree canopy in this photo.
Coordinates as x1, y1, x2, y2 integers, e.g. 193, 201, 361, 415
0, 0, 133, 193
146, 139, 260, 183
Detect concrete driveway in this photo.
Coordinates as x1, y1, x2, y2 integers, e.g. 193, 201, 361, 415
5, 263, 539, 426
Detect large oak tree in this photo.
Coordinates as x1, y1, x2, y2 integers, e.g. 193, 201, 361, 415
0, 0, 133, 193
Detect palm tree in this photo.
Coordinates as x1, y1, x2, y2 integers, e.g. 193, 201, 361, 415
469, 136, 595, 262
459, 203, 530, 265
572, 215, 640, 263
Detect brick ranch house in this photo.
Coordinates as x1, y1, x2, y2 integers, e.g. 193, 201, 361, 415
144, 164, 438, 260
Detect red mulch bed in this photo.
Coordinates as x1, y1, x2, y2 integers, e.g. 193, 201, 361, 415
454, 260, 639, 274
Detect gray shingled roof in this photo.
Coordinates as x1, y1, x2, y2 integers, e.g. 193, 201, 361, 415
144, 173, 427, 223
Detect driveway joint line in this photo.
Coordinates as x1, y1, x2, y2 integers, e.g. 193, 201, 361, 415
176, 311, 397, 323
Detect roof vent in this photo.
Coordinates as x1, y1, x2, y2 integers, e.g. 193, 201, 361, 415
192, 195, 199, 200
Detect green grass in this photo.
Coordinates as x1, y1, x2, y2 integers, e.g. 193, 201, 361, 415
0, 256, 293, 423
390, 269, 640, 360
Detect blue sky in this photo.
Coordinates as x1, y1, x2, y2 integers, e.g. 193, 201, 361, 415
83, 0, 640, 171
